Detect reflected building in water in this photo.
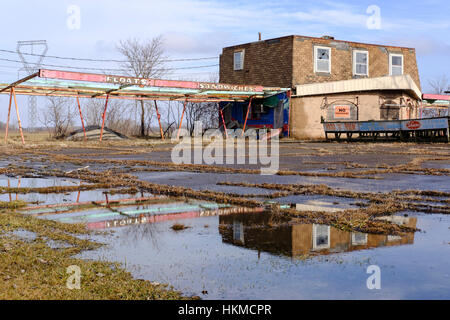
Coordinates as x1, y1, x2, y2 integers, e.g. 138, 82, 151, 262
219, 213, 417, 257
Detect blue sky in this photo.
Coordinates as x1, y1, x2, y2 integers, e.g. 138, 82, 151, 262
0, 0, 449, 126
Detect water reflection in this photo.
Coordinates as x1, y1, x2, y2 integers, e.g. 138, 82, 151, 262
219, 213, 417, 258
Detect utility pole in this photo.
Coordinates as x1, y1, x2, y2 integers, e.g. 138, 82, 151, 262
17, 40, 48, 131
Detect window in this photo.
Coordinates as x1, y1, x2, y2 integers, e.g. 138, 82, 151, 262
389, 53, 403, 76
380, 100, 400, 120
314, 46, 331, 73
351, 232, 368, 246
233, 220, 244, 244
353, 50, 368, 76
233, 50, 244, 70
312, 224, 330, 251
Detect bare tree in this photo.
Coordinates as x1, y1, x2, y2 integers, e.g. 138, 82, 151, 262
41, 97, 74, 138
428, 75, 449, 94
181, 73, 220, 135
184, 101, 218, 135
159, 100, 178, 138
83, 98, 138, 135
117, 36, 168, 137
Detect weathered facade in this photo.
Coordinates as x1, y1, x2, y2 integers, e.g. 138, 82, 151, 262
220, 35, 422, 139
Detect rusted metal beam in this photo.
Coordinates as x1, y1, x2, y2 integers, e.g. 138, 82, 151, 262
25, 196, 164, 215
218, 102, 228, 138
76, 96, 87, 141
0, 72, 39, 94
154, 100, 164, 140
99, 94, 109, 141
241, 96, 253, 136
4, 89, 13, 143
288, 90, 292, 138
12, 88, 25, 145
91, 84, 132, 98
177, 99, 187, 140
3, 88, 245, 102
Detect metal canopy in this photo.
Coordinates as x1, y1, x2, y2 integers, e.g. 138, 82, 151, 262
0, 69, 288, 102
0, 69, 290, 144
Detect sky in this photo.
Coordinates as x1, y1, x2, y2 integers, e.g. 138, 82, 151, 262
0, 0, 449, 127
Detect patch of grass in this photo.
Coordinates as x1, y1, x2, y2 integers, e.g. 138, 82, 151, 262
0, 210, 193, 300
0, 201, 27, 209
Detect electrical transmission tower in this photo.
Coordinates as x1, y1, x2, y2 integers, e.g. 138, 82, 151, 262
17, 40, 48, 131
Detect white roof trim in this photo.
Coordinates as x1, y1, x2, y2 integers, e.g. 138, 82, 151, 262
294, 75, 422, 100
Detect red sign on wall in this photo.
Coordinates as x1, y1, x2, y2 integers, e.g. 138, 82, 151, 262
334, 105, 351, 119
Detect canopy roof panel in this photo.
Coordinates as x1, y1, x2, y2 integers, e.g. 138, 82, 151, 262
0, 69, 289, 102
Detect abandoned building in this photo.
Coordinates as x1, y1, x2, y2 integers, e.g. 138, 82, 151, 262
219, 35, 422, 139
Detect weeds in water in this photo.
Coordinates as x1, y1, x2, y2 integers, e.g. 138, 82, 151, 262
0, 201, 27, 209
171, 223, 190, 231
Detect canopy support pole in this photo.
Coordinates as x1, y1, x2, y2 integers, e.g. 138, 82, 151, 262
99, 94, 109, 142
288, 90, 292, 138
241, 96, 253, 136
154, 100, 164, 140
76, 96, 87, 141
177, 99, 187, 140
7, 179, 11, 202
4, 89, 13, 143
218, 102, 228, 138
12, 88, 25, 145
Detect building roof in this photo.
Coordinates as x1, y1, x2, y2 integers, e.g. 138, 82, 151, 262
294, 74, 422, 100
222, 35, 414, 51
422, 93, 450, 101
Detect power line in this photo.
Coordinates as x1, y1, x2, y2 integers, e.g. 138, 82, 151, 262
0, 48, 218, 63
0, 57, 218, 72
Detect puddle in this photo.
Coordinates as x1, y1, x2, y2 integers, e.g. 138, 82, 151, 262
18, 193, 262, 232
77, 211, 450, 299
136, 171, 450, 194
266, 194, 365, 210
0, 176, 82, 188
219, 213, 417, 257
9, 229, 37, 242
3, 189, 153, 207
421, 161, 450, 170
44, 238, 74, 249
2, 168, 448, 299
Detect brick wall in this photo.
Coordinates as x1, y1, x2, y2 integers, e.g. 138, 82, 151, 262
219, 35, 421, 90
219, 36, 293, 88
292, 36, 421, 90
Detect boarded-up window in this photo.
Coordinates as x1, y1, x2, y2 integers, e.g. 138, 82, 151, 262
380, 101, 400, 120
